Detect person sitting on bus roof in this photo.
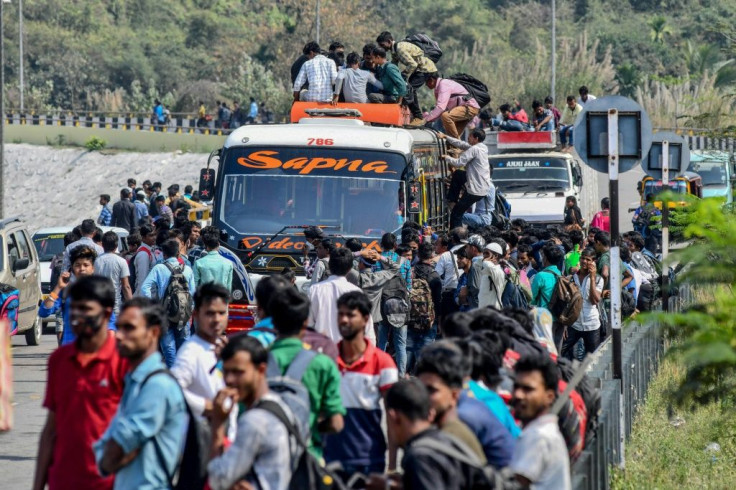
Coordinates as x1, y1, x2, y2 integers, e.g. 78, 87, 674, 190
376, 31, 436, 125
544, 96, 561, 128
559, 95, 583, 149
367, 46, 406, 105
422, 73, 481, 139
328, 41, 346, 70
442, 129, 492, 230
332, 52, 383, 105
531, 100, 554, 132
293, 41, 338, 103
498, 103, 528, 132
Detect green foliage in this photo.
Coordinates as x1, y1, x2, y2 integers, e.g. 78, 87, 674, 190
84, 136, 107, 151
645, 196, 736, 407
3, 0, 736, 123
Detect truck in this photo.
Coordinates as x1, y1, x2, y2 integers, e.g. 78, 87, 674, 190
486, 132, 599, 226
200, 103, 449, 330
686, 150, 734, 206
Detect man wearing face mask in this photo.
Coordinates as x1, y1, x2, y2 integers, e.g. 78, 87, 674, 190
33, 276, 127, 490
39, 246, 118, 346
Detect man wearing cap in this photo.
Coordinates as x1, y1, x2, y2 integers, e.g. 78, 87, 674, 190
134, 190, 150, 226
479, 242, 506, 310
465, 235, 486, 309
111, 188, 137, 233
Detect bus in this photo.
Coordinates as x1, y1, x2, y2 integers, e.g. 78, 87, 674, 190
486, 132, 599, 226
201, 107, 448, 328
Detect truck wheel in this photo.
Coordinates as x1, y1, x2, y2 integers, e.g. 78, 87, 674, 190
25, 317, 41, 346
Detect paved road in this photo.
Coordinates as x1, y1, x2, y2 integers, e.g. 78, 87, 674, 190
0, 332, 56, 489
596, 164, 646, 233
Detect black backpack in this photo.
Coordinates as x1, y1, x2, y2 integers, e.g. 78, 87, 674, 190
143, 369, 211, 490
128, 247, 153, 293
379, 268, 411, 328
254, 399, 347, 490
162, 262, 194, 329
449, 73, 491, 109
403, 33, 443, 63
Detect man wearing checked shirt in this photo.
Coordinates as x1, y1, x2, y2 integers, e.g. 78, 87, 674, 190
293, 41, 338, 103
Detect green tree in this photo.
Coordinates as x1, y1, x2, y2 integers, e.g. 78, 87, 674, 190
616, 63, 642, 97
648, 15, 672, 44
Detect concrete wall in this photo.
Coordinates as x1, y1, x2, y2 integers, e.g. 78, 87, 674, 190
3, 124, 225, 153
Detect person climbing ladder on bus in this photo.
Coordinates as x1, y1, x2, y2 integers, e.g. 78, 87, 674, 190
422, 73, 480, 139
441, 129, 492, 229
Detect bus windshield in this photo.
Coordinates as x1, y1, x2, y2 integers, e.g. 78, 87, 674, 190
218, 147, 406, 238
489, 157, 571, 193
687, 160, 727, 187
644, 180, 687, 200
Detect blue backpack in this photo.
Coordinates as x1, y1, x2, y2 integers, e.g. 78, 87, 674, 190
0, 284, 20, 335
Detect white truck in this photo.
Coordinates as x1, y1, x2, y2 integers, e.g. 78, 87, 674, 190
486, 132, 599, 226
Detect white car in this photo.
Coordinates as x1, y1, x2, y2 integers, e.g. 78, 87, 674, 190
32, 226, 130, 327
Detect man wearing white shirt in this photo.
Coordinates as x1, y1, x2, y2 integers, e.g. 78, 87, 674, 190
442, 129, 491, 229
577, 85, 597, 106
478, 242, 507, 310
308, 247, 375, 343
171, 282, 237, 440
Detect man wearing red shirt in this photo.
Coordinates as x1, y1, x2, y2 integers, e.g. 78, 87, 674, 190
33, 276, 127, 490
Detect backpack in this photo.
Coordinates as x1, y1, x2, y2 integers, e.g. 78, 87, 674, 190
266, 349, 317, 443
379, 268, 411, 328
407, 277, 435, 330
162, 262, 194, 329
143, 369, 211, 490
546, 271, 583, 326
492, 267, 531, 310
556, 380, 586, 461
557, 357, 601, 443
411, 435, 508, 489
129, 247, 153, 292
254, 399, 347, 490
449, 73, 491, 109
0, 284, 20, 336
403, 33, 443, 63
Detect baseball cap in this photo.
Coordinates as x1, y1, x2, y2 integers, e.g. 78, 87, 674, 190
450, 243, 466, 254
466, 234, 486, 250
484, 242, 504, 256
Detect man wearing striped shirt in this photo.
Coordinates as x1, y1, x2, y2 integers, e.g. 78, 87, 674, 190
293, 41, 338, 103
325, 291, 399, 482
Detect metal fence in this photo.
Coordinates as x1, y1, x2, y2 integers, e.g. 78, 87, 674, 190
571, 285, 692, 490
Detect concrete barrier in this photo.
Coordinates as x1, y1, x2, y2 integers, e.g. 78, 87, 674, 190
3, 124, 225, 153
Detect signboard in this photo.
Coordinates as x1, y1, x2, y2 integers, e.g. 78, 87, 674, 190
573, 95, 653, 173
641, 131, 690, 180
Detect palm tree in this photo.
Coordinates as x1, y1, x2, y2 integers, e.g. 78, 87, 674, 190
615, 63, 642, 97
648, 15, 672, 44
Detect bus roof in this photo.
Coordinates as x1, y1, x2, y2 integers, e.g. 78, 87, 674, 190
224, 120, 435, 155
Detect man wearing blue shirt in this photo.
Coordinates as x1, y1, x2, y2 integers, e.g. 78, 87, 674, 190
141, 239, 196, 367
95, 297, 187, 489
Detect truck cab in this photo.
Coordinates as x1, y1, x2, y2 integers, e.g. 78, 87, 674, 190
687, 150, 734, 206
486, 132, 597, 226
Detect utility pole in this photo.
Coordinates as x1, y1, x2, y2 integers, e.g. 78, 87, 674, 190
1, 0, 5, 218
18, 0, 22, 113
551, 0, 556, 102
316, 0, 321, 45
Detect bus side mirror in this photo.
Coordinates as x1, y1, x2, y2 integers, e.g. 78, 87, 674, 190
407, 181, 422, 215
199, 168, 216, 201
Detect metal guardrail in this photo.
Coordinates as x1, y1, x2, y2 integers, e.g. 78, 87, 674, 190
572, 284, 691, 490
2, 112, 281, 136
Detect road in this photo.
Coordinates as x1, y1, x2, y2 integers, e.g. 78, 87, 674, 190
0, 332, 56, 489
596, 163, 646, 233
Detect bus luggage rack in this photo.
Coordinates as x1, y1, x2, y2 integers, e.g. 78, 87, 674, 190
304, 108, 364, 118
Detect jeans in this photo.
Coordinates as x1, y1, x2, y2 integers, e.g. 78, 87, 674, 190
450, 192, 485, 229
377, 322, 407, 377
462, 212, 492, 231
535, 120, 555, 132
560, 125, 574, 146
561, 327, 600, 360
406, 324, 437, 374
499, 120, 525, 131
160, 323, 191, 368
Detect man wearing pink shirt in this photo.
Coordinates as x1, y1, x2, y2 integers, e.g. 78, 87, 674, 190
422, 73, 480, 139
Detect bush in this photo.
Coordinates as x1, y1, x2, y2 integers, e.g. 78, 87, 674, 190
85, 136, 107, 151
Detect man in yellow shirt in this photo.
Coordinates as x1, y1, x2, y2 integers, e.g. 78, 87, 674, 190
559, 96, 583, 149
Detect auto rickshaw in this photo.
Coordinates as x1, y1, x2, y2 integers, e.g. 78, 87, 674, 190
636, 171, 703, 210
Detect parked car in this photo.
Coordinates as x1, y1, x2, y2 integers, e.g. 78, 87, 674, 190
32, 226, 129, 330
0, 217, 42, 345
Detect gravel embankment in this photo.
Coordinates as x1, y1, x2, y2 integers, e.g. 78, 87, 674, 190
4, 144, 208, 232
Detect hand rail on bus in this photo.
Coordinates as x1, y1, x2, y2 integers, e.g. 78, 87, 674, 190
244, 225, 341, 263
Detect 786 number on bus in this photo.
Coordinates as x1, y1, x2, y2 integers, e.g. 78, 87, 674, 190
307, 138, 334, 146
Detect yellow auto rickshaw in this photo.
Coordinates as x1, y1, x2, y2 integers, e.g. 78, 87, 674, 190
636, 171, 703, 210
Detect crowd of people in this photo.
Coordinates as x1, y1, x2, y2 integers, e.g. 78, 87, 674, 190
32, 173, 665, 490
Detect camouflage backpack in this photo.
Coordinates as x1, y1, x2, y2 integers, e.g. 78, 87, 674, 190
407, 277, 435, 331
